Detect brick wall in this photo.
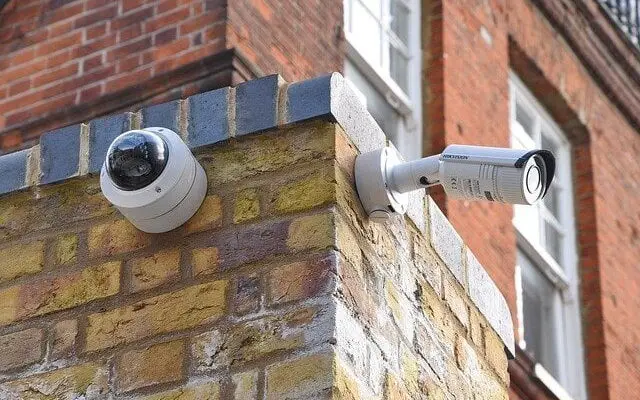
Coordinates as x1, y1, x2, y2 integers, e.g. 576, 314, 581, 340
0, 0, 344, 152
423, 0, 640, 399
0, 73, 513, 399
0, 0, 226, 148
226, 0, 343, 81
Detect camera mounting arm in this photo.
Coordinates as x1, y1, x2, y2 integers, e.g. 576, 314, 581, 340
355, 144, 555, 222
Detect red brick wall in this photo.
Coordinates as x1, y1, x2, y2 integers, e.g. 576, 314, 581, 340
0, 0, 227, 149
226, 0, 343, 82
0, 0, 344, 151
423, 0, 517, 328
424, 0, 640, 399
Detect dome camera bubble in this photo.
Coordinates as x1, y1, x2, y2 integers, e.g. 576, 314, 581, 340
106, 130, 169, 191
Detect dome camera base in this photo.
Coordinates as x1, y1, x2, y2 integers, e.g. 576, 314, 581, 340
129, 161, 207, 233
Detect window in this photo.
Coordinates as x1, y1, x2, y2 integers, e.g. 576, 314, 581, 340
510, 73, 587, 400
343, 0, 422, 160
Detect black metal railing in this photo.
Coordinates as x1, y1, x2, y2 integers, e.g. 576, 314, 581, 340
600, 0, 640, 46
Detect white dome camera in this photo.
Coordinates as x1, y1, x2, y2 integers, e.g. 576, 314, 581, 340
355, 144, 555, 222
100, 127, 207, 233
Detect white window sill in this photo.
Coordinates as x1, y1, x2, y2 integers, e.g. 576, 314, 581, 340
534, 363, 575, 400
515, 228, 570, 290
345, 37, 414, 116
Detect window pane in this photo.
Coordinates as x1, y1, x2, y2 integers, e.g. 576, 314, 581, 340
344, 60, 401, 142
516, 103, 535, 137
361, 0, 382, 18
351, 0, 383, 66
390, 46, 409, 92
390, 0, 410, 44
541, 131, 561, 178
514, 203, 540, 245
543, 184, 561, 218
544, 221, 563, 263
519, 251, 561, 379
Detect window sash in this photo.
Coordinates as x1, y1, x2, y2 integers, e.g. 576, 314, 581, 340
345, 0, 413, 95
510, 72, 586, 400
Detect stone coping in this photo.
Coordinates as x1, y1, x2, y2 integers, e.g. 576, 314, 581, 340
0, 72, 515, 358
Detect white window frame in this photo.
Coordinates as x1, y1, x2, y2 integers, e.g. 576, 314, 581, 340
343, 0, 422, 160
509, 72, 587, 400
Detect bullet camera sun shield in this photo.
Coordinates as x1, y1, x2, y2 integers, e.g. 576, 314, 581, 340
439, 145, 555, 205
355, 144, 555, 222
100, 127, 207, 233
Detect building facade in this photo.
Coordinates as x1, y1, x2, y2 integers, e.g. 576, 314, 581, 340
1, 0, 639, 399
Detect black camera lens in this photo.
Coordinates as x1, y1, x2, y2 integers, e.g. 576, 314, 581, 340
106, 130, 169, 191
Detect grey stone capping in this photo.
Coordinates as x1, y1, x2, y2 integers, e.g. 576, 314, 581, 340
0, 148, 29, 195
88, 112, 136, 174
466, 248, 515, 358
40, 124, 82, 185
187, 87, 229, 147
286, 73, 386, 153
0, 72, 515, 359
427, 196, 465, 287
142, 100, 182, 135
235, 74, 281, 136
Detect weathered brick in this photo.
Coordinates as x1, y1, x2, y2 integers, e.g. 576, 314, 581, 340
400, 342, 421, 396
469, 310, 485, 350
333, 303, 369, 380
191, 246, 219, 277
116, 340, 185, 394
183, 195, 222, 234
273, 171, 335, 214
414, 319, 448, 381
267, 254, 336, 305
88, 219, 151, 257
0, 363, 108, 399
485, 327, 509, 384
53, 233, 78, 266
233, 188, 260, 223
233, 370, 259, 399
385, 280, 415, 342
286, 213, 334, 251
232, 274, 261, 315
0, 261, 120, 326
384, 373, 412, 400
130, 249, 181, 292
0, 180, 115, 241
51, 319, 78, 358
197, 122, 335, 186
137, 381, 221, 400
85, 280, 227, 351
265, 350, 334, 400
0, 241, 44, 284
443, 278, 469, 330
192, 305, 331, 372
0, 328, 44, 372
333, 363, 363, 399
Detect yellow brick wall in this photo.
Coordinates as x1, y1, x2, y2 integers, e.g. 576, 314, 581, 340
0, 121, 509, 399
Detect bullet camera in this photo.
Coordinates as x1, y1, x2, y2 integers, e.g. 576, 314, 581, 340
100, 127, 207, 233
355, 144, 555, 222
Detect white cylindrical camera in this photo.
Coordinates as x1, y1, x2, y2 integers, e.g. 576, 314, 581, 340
355, 144, 555, 221
100, 127, 207, 233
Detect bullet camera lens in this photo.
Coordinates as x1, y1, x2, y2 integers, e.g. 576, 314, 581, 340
106, 130, 169, 191
526, 165, 541, 193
